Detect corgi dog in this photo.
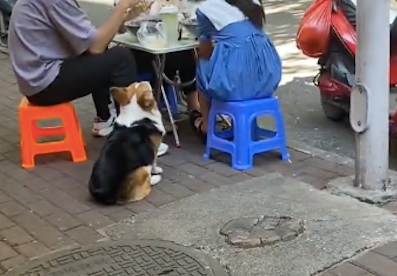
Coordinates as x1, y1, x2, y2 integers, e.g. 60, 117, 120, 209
89, 82, 165, 205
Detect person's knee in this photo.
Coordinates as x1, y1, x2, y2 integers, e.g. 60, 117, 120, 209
107, 46, 137, 86
108, 46, 136, 66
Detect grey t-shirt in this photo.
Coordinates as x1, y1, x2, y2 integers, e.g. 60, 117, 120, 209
8, 0, 98, 96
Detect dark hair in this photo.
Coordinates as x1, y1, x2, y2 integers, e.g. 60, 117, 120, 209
225, 0, 266, 29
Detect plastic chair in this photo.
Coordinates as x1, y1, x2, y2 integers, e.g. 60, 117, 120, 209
19, 97, 87, 169
203, 96, 290, 170
137, 72, 179, 114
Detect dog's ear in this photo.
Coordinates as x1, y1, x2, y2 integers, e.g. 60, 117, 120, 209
137, 93, 156, 111
110, 87, 130, 106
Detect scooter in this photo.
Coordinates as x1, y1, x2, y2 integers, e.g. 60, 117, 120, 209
0, 0, 14, 53
300, 0, 397, 133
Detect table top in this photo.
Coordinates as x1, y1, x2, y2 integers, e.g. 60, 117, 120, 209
113, 33, 199, 54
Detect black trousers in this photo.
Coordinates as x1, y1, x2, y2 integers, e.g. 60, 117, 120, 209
28, 47, 136, 120
133, 49, 197, 95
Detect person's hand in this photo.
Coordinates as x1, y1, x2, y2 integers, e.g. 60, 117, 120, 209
116, 0, 139, 10
119, 0, 153, 22
198, 40, 213, 60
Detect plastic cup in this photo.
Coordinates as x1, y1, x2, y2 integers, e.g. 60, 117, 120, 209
159, 5, 179, 45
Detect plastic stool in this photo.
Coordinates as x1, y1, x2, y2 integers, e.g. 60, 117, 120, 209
203, 96, 290, 170
19, 97, 87, 169
137, 72, 179, 114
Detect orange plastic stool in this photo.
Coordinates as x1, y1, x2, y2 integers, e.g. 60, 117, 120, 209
19, 97, 87, 169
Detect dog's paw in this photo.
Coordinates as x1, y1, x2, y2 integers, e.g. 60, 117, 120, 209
152, 166, 163, 174
150, 174, 162, 186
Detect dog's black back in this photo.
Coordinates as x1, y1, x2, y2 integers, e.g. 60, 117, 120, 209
88, 119, 163, 205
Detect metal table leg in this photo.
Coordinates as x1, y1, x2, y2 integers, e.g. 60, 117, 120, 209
153, 54, 181, 147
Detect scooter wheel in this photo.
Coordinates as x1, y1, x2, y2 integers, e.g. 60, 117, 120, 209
320, 95, 346, 122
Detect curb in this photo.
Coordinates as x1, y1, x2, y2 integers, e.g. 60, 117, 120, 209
288, 140, 354, 167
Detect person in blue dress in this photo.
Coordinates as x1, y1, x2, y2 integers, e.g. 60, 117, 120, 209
192, 0, 282, 139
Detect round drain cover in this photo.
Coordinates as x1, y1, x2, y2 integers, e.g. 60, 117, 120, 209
8, 240, 227, 276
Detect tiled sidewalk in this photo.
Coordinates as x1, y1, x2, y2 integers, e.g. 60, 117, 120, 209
0, 52, 396, 276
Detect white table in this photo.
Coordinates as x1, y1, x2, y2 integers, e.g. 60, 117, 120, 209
113, 33, 199, 147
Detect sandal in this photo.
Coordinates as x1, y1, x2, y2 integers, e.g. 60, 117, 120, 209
189, 110, 207, 144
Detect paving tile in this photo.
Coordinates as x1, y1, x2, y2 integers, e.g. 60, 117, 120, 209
328, 262, 368, 276
15, 241, 50, 258
65, 226, 105, 245
178, 162, 210, 176
45, 211, 81, 231
318, 273, 336, 276
0, 242, 18, 261
301, 157, 341, 174
373, 242, 397, 259
0, 213, 14, 230
107, 208, 135, 222
229, 173, 254, 183
205, 161, 241, 177
197, 171, 232, 187
125, 200, 157, 214
0, 179, 43, 204
0, 191, 10, 204
0, 226, 33, 246
156, 179, 195, 199
146, 188, 176, 207
76, 210, 114, 229
353, 251, 397, 276
30, 225, 75, 250
13, 211, 49, 233
1, 255, 27, 271
38, 186, 91, 214
26, 200, 61, 217
0, 201, 26, 217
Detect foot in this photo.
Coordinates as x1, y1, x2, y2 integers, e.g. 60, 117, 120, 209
109, 97, 118, 118
92, 115, 115, 137
152, 166, 163, 174
150, 174, 162, 186
189, 110, 207, 144
157, 142, 169, 157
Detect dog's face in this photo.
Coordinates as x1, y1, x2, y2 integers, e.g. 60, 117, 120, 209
111, 81, 157, 112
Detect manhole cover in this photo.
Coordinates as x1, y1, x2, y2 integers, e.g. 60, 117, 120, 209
8, 240, 228, 276
220, 216, 305, 249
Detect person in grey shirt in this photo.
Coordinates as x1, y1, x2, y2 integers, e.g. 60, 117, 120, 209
8, 0, 142, 137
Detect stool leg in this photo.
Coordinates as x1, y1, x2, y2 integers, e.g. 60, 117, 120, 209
251, 118, 259, 141
203, 107, 217, 160
63, 113, 87, 163
19, 114, 36, 169
275, 108, 290, 161
232, 114, 253, 170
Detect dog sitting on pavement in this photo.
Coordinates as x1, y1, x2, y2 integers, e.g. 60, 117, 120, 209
89, 81, 165, 205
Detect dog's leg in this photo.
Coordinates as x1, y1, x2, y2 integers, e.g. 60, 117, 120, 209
149, 165, 162, 185
149, 134, 163, 175
118, 166, 153, 204
152, 162, 163, 175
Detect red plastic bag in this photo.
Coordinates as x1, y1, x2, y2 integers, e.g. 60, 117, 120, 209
296, 0, 333, 58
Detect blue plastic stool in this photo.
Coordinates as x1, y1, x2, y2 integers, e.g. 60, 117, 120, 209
136, 72, 179, 114
203, 96, 290, 170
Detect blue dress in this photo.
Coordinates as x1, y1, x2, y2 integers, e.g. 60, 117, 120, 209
196, 9, 282, 101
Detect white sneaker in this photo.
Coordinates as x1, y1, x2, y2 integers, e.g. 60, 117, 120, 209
150, 174, 162, 186
92, 115, 115, 137
109, 96, 118, 118
157, 142, 169, 157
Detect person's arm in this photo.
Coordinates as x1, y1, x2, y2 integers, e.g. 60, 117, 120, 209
49, 0, 137, 55
196, 9, 214, 60
88, 4, 129, 54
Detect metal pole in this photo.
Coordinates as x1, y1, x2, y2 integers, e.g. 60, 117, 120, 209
354, 0, 390, 190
